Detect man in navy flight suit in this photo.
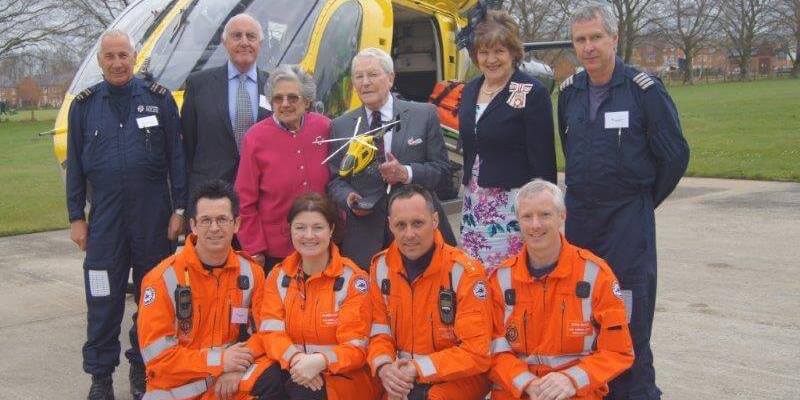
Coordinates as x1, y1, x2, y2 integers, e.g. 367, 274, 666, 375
558, 3, 689, 399
66, 30, 187, 400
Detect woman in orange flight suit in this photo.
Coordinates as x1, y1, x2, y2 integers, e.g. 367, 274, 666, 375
253, 192, 380, 400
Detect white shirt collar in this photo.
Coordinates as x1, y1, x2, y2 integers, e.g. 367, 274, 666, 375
366, 95, 393, 125
227, 61, 257, 82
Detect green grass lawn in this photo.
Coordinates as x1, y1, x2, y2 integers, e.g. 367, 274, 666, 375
0, 113, 67, 236
1, 80, 799, 236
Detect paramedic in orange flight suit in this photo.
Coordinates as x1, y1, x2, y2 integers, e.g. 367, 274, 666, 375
137, 180, 270, 400
488, 179, 634, 400
255, 192, 379, 400
368, 184, 493, 400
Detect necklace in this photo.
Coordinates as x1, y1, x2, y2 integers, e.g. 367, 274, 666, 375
480, 83, 503, 97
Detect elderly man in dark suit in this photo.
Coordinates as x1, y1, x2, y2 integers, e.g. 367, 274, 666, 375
181, 13, 271, 198
327, 47, 456, 269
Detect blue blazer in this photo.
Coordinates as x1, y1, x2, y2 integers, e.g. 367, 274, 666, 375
459, 68, 557, 189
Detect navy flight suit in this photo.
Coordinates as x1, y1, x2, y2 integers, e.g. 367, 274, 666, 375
558, 57, 689, 399
66, 77, 187, 377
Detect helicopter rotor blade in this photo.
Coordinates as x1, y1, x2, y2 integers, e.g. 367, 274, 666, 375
523, 41, 573, 51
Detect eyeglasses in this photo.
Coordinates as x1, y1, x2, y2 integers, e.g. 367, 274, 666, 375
271, 94, 301, 104
195, 216, 233, 227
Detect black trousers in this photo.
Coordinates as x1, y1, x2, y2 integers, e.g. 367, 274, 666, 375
252, 363, 327, 400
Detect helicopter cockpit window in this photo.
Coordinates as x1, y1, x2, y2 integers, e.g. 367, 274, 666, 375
312, 0, 362, 117
67, 0, 174, 94
144, 0, 323, 90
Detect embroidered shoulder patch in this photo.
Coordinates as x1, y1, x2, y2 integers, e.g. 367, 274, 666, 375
143, 287, 156, 306
354, 277, 368, 293
472, 280, 487, 300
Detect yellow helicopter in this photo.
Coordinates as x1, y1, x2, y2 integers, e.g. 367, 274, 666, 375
48, 0, 569, 198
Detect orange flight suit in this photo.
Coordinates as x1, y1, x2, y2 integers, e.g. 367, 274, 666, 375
137, 234, 268, 400
368, 231, 493, 400
488, 236, 634, 399
257, 244, 379, 400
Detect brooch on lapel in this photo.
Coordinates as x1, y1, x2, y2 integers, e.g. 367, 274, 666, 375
507, 82, 533, 109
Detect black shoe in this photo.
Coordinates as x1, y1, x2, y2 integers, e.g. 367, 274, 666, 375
129, 362, 146, 400
87, 375, 114, 400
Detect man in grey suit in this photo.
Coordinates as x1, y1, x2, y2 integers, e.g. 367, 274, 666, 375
327, 47, 456, 269
181, 13, 271, 199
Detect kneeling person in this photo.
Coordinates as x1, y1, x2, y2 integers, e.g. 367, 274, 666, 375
488, 179, 633, 400
255, 193, 379, 400
368, 185, 493, 400
138, 180, 269, 399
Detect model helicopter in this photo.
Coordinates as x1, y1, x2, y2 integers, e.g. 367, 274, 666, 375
46, 0, 571, 199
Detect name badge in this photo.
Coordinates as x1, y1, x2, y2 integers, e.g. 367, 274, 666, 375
136, 115, 159, 129
259, 94, 271, 111
604, 111, 629, 129
231, 307, 249, 324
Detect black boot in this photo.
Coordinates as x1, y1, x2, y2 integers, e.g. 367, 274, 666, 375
87, 375, 115, 400
129, 362, 146, 400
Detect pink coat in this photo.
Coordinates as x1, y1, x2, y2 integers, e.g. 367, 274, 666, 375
235, 112, 330, 258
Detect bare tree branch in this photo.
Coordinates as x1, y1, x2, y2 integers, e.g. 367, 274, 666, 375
719, 0, 773, 80
656, 0, 721, 83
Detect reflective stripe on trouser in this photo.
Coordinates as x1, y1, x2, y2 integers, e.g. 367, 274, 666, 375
142, 377, 211, 399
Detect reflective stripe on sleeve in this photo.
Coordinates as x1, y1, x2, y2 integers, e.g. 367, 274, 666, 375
413, 354, 437, 378
451, 262, 465, 292
260, 319, 285, 332
491, 337, 512, 354
496, 267, 513, 324
582, 260, 600, 353
207, 347, 223, 367
305, 344, 338, 364
238, 257, 253, 307
334, 266, 354, 311
375, 256, 389, 306
370, 323, 392, 337
347, 338, 368, 349
512, 371, 536, 392
518, 353, 585, 368
372, 354, 393, 370
141, 335, 177, 365
282, 345, 300, 362
163, 266, 179, 311
143, 377, 211, 399
564, 365, 590, 389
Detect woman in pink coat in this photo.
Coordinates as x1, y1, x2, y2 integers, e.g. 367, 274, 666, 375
235, 65, 330, 271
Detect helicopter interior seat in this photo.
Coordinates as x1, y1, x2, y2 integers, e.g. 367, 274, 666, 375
391, 7, 441, 103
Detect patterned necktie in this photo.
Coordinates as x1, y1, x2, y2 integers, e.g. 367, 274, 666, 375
233, 73, 253, 153
370, 110, 385, 163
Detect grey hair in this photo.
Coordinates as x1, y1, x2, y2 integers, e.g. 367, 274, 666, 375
570, 2, 618, 36
98, 29, 136, 53
515, 179, 566, 214
351, 47, 394, 75
222, 13, 264, 42
268, 64, 316, 101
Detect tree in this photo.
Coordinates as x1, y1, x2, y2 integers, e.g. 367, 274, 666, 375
657, 0, 721, 83
505, 0, 577, 66
0, 2, 89, 62
720, 0, 773, 80
610, 0, 660, 62
17, 76, 43, 121
771, 0, 800, 77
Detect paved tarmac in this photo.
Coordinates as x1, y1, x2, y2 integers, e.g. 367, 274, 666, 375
0, 176, 798, 399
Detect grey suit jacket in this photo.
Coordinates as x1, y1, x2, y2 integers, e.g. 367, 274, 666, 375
181, 65, 270, 200
327, 96, 455, 268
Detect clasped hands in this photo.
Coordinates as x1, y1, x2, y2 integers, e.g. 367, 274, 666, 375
213, 342, 253, 400
378, 359, 418, 400
523, 371, 577, 400
289, 352, 327, 392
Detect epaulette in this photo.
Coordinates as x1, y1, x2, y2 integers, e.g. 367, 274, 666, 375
632, 71, 655, 90
74, 88, 93, 103
559, 74, 575, 91
149, 82, 168, 96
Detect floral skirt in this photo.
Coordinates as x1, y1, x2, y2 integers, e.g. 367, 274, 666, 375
460, 156, 523, 272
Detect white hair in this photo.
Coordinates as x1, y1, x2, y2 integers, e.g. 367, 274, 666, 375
351, 47, 394, 75
515, 179, 566, 214
268, 64, 316, 101
98, 29, 136, 53
222, 13, 264, 42
570, 2, 619, 36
